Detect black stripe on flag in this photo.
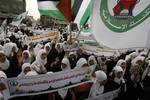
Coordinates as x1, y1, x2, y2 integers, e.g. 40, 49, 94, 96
71, 0, 83, 20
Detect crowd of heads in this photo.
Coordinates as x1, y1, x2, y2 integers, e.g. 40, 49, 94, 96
0, 24, 150, 100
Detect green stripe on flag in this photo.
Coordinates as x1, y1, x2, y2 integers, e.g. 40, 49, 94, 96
39, 9, 66, 20
71, 0, 75, 8
80, 1, 92, 32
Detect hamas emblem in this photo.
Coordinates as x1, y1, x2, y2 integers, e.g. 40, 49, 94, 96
113, 0, 140, 18
100, 0, 150, 32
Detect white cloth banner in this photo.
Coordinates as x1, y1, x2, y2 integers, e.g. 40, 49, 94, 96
30, 31, 59, 43
2, 67, 92, 100
92, 0, 150, 49
86, 88, 120, 100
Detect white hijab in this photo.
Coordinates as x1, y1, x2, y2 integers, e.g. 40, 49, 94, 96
18, 63, 31, 77
89, 70, 107, 98
113, 66, 124, 84
44, 42, 51, 55
31, 49, 47, 74
22, 50, 31, 63
3, 42, 18, 57
88, 55, 97, 66
0, 51, 10, 70
36, 49, 47, 65
58, 57, 71, 99
116, 59, 126, 75
34, 43, 43, 56
0, 71, 7, 80
75, 58, 88, 68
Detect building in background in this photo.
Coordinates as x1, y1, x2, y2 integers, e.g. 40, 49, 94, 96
0, 0, 26, 24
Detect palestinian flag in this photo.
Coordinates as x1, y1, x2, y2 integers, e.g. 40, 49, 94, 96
57, 0, 92, 31
37, 0, 66, 20
57, 0, 72, 22
71, 0, 92, 30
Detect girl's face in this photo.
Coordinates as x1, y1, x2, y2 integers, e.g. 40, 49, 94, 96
89, 60, 95, 65
40, 53, 47, 60
0, 53, 6, 63
121, 62, 126, 70
116, 71, 123, 79
23, 52, 29, 59
61, 63, 67, 69
24, 67, 31, 74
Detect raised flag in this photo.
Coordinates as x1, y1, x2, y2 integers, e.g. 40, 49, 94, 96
57, 0, 92, 32
91, 0, 150, 49
57, 0, 72, 22
37, 0, 66, 20
72, 0, 92, 31
10, 12, 28, 26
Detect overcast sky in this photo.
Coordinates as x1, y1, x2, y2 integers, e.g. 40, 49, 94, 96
26, 0, 40, 20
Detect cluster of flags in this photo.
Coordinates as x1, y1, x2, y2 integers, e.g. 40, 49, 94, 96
37, 0, 92, 30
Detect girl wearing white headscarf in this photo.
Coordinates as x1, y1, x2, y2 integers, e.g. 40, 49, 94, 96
88, 70, 107, 98
75, 58, 88, 68
116, 59, 126, 75
44, 42, 51, 55
57, 57, 72, 99
3, 42, 18, 57
18, 63, 33, 77
88, 55, 97, 68
0, 51, 10, 70
131, 56, 145, 67
113, 66, 125, 85
31, 49, 47, 74
22, 50, 31, 64
0, 71, 7, 100
34, 43, 43, 57
105, 66, 126, 100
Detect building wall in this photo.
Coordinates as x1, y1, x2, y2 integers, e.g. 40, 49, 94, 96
0, 0, 26, 24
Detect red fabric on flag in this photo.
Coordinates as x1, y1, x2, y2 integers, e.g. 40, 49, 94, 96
121, 0, 137, 9
57, 0, 72, 22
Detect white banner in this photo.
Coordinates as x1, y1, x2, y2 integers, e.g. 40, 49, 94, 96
3, 67, 92, 100
30, 31, 59, 43
86, 88, 120, 100
92, 0, 150, 49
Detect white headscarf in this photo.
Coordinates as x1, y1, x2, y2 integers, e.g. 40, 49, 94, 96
0, 71, 7, 80
3, 42, 18, 57
58, 57, 71, 99
88, 70, 107, 98
44, 42, 51, 54
116, 59, 126, 74
113, 66, 124, 84
75, 58, 88, 68
31, 49, 47, 74
36, 49, 47, 65
22, 50, 31, 63
131, 56, 144, 66
18, 63, 31, 77
61, 57, 71, 71
0, 51, 10, 70
88, 55, 97, 66
125, 52, 138, 61
34, 43, 43, 56
116, 59, 126, 66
